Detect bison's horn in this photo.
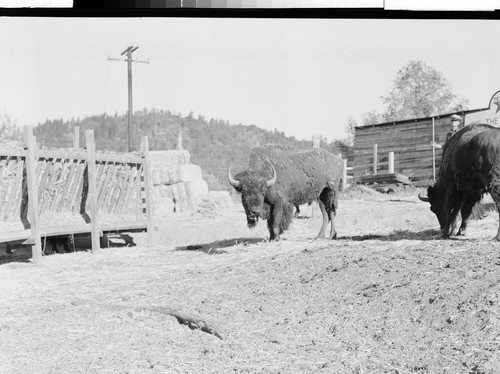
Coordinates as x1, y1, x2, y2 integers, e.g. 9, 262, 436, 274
266, 165, 277, 187
227, 166, 241, 189
418, 192, 430, 202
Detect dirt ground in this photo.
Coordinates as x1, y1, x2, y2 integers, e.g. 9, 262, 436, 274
1, 190, 500, 373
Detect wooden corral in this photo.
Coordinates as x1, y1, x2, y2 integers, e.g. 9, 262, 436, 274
0, 127, 154, 263
353, 113, 468, 186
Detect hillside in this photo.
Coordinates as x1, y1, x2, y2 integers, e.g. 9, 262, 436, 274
34, 109, 352, 190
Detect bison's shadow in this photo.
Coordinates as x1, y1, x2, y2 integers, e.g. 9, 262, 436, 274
342, 229, 442, 241
175, 237, 267, 255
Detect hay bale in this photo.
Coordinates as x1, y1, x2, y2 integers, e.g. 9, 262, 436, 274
196, 191, 234, 217
179, 164, 202, 183
148, 150, 190, 169
185, 180, 209, 208
160, 166, 175, 185
151, 168, 161, 186
163, 182, 189, 213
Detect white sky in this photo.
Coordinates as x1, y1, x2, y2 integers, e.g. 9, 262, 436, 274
1, 17, 500, 141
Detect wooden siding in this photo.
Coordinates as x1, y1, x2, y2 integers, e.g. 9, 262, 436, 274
353, 116, 458, 184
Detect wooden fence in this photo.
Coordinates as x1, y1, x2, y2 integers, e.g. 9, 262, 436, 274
0, 126, 154, 263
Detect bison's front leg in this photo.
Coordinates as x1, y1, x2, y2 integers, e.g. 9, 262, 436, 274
267, 203, 284, 240
443, 204, 461, 238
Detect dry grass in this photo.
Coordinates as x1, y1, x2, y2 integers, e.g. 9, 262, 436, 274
1, 189, 500, 373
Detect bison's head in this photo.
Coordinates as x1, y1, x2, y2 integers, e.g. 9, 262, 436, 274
228, 165, 277, 228
418, 184, 448, 230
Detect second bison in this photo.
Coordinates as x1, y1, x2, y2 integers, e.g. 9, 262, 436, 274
228, 144, 343, 241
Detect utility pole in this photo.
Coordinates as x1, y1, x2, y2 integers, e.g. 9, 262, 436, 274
108, 46, 149, 152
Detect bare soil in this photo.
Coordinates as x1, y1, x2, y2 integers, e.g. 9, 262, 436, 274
1, 193, 500, 373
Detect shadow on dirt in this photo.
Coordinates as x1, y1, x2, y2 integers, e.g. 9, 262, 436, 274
342, 229, 442, 242
294, 216, 313, 220
176, 237, 266, 255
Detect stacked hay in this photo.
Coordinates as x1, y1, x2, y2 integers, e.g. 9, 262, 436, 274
196, 191, 234, 218
149, 150, 209, 215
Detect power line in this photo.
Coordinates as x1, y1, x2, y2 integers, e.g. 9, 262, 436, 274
108, 45, 150, 152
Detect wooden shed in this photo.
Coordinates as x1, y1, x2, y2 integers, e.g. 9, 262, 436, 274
352, 90, 500, 186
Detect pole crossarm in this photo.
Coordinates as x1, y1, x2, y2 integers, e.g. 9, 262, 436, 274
107, 45, 150, 152
108, 57, 150, 64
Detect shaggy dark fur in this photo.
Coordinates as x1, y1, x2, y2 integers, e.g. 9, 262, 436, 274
229, 144, 343, 241
423, 124, 500, 239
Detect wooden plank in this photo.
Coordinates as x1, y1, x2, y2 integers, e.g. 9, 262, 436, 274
41, 221, 147, 237
95, 161, 109, 208
57, 160, 79, 212
0, 145, 25, 157
354, 135, 437, 151
99, 163, 119, 214
5, 160, 24, 221
108, 164, 127, 214
133, 165, 144, 219
119, 166, 138, 215
355, 123, 449, 140
51, 156, 71, 211
85, 130, 100, 253
24, 127, 42, 263
37, 161, 52, 209
11, 160, 26, 222
0, 229, 31, 243
67, 162, 85, 212
141, 136, 154, 247
360, 173, 412, 185
120, 165, 142, 215
31, 148, 143, 165
0, 221, 147, 244
40, 160, 62, 213
0, 158, 14, 219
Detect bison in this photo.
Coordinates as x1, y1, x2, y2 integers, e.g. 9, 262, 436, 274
228, 144, 343, 240
419, 124, 500, 239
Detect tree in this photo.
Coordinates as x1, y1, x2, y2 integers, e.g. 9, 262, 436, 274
382, 60, 469, 122
362, 109, 384, 127
0, 112, 21, 142
343, 116, 358, 146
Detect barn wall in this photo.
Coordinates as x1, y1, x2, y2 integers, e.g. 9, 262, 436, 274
353, 115, 459, 184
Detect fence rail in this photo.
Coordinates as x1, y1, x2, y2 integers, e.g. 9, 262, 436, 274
0, 127, 154, 263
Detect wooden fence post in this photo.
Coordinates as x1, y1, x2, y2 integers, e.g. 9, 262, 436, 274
373, 144, 378, 175
342, 159, 348, 191
24, 126, 42, 263
141, 136, 155, 247
85, 130, 100, 252
388, 152, 394, 174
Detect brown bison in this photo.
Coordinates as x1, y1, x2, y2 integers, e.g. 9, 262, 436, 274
228, 144, 343, 240
419, 124, 500, 239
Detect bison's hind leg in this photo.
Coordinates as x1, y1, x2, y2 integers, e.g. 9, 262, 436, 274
488, 187, 500, 240
316, 187, 337, 240
281, 204, 294, 232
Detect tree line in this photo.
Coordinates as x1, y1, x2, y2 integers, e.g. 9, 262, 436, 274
28, 109, 351, 191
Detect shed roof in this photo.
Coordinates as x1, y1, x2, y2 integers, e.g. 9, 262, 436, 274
354, 107, 488, 130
